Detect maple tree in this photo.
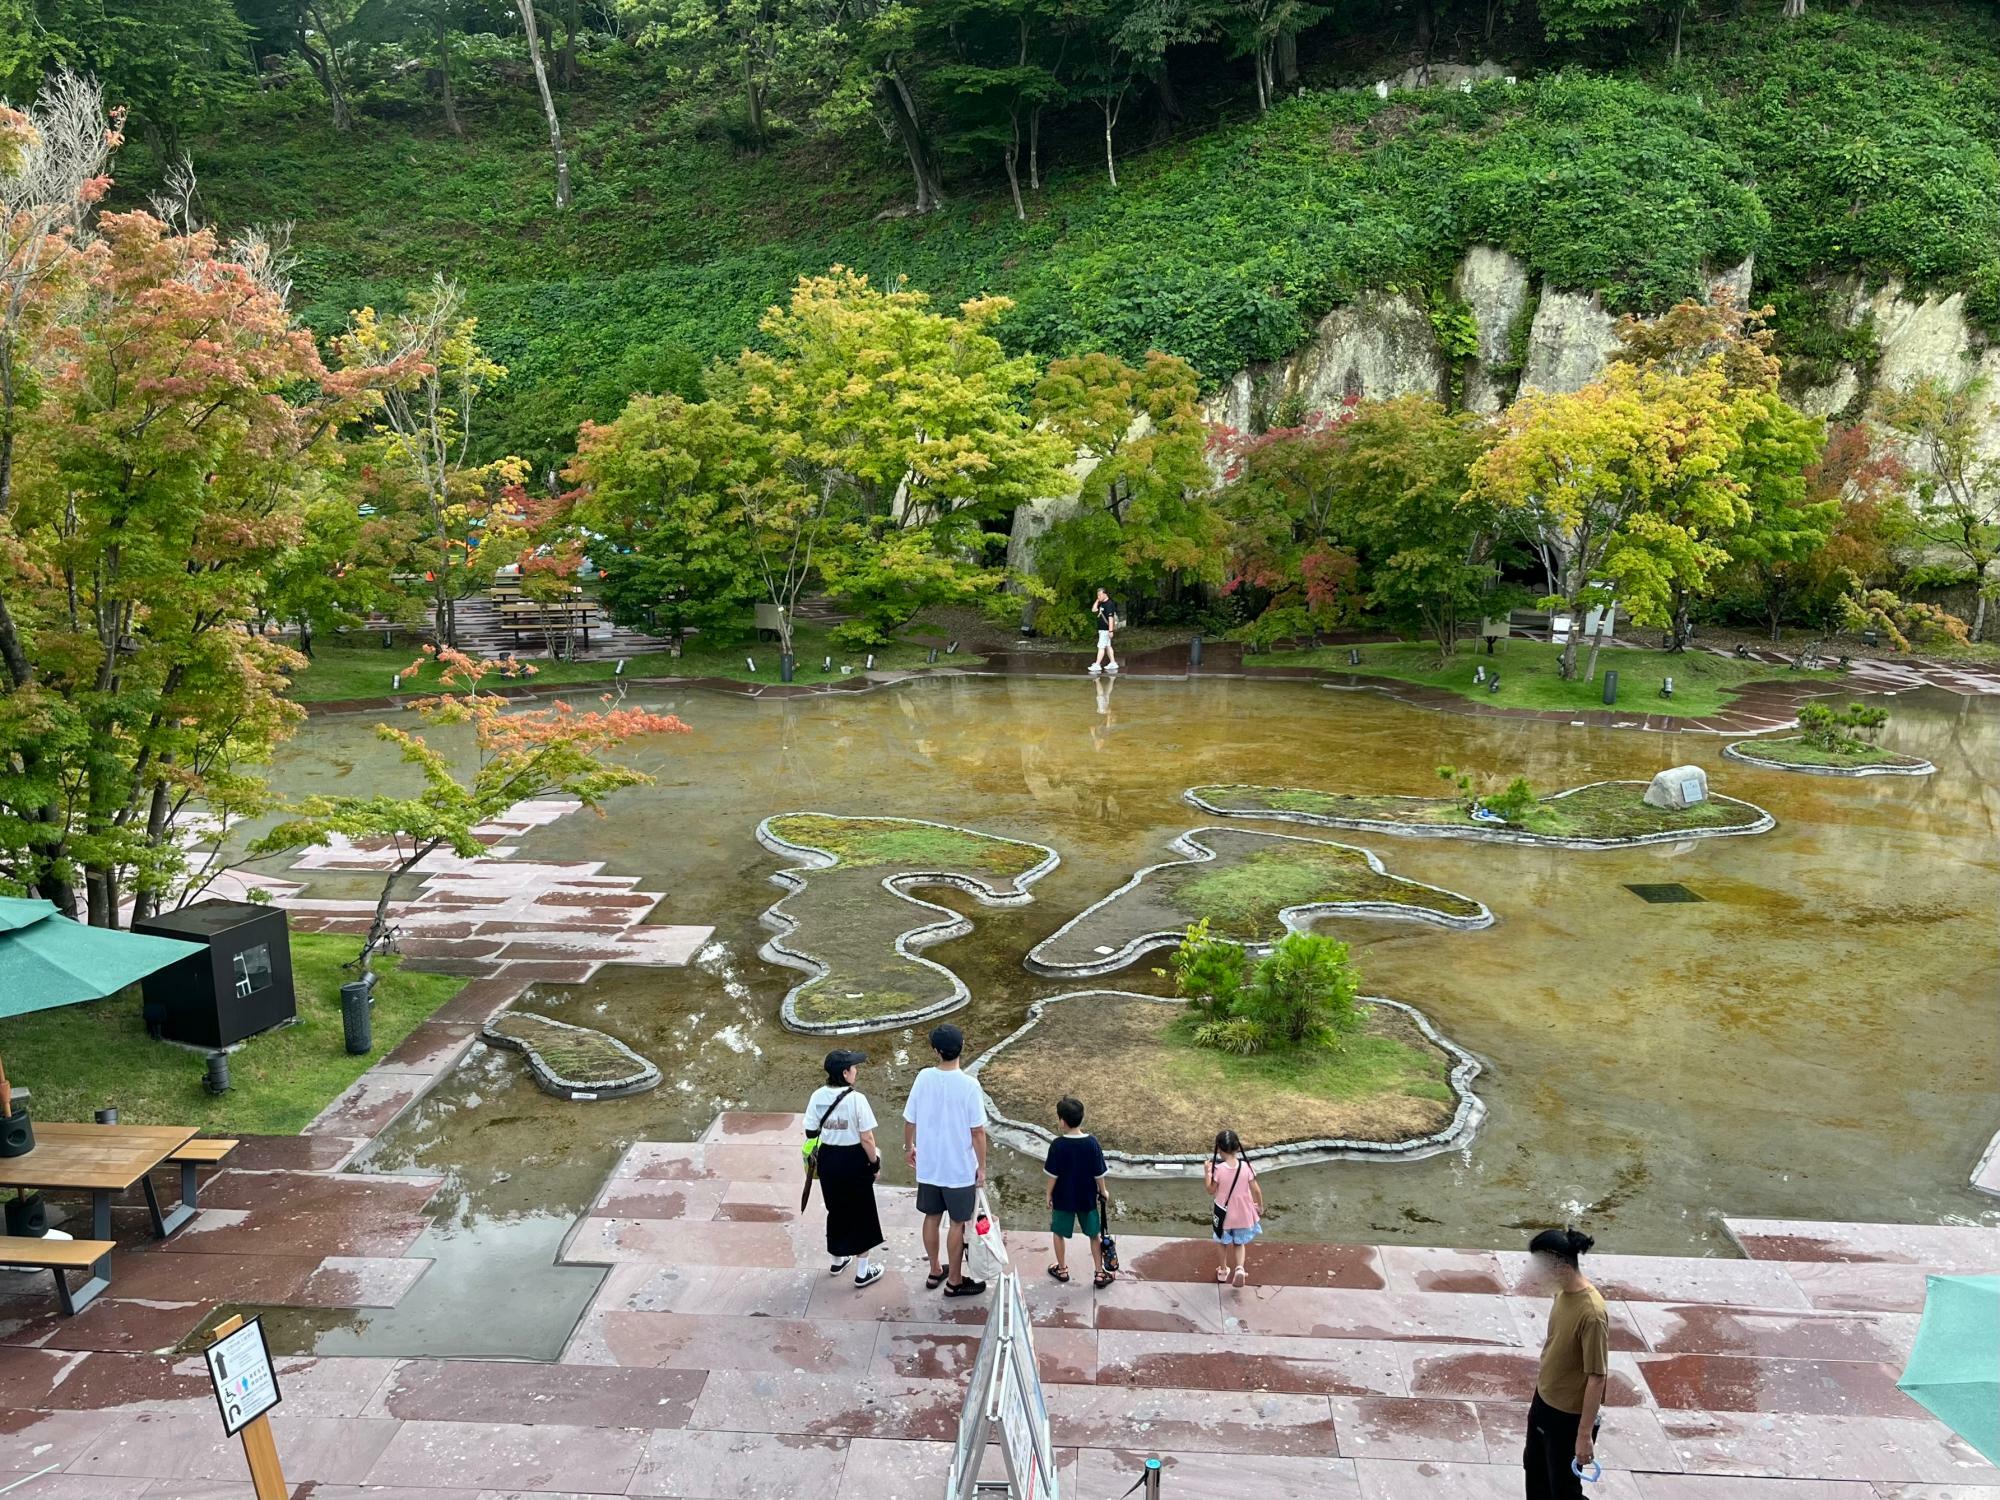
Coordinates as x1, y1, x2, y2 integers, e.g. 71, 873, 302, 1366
255, 646, 689, 974
1872, 375, 2000, 642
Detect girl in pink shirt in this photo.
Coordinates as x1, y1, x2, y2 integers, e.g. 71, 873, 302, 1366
1204, 1128, 1264, 1288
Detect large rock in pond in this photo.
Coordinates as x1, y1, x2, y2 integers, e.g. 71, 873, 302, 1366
1643, 766, 1710, 811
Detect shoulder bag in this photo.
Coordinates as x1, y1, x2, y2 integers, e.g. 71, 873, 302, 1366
799, 1086, 855, 1211
1211, 1157, 1244, 1238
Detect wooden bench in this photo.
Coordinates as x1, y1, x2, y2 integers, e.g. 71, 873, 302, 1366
153, 1137, 237, 1235
0, 1235, 117, 1315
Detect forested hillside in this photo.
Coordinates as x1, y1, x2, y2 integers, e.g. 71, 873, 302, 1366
18, 1, 1996, 464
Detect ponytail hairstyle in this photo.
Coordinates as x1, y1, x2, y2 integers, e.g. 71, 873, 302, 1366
1213, 1128, 1243, 1157
1528, 1227, 1595, 1266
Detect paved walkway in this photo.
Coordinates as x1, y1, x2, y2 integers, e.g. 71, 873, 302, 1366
4, 1108, 1993, 1499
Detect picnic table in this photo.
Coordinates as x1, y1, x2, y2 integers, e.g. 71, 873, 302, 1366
496, 599, 596, 646
0, 1121, 200, 1240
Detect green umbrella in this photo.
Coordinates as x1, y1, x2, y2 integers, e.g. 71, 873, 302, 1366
1898, 1274, 2000, 1463
0, 897, 204, 1018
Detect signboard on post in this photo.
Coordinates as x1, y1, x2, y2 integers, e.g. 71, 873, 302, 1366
942, 1196, 1058, 1500
206, 1315, 288, 1500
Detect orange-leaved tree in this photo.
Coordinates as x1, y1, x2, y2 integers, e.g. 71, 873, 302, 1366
254, 647, 688, 974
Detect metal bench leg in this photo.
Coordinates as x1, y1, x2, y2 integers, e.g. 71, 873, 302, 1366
91, 1187, 111, 1242
53, 1258, 108, 1316
143, 1170, 196, 1237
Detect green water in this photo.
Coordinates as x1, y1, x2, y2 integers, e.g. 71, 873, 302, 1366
234, 673, 2000, 1357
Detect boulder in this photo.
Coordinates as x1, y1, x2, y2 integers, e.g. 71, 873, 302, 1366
1643, 766, 1710, 811
1453, 245, 1532, 413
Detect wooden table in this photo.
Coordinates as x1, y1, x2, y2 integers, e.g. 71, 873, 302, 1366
0, 1121, 201, 1250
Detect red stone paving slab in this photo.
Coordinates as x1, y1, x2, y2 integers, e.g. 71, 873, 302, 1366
571, 1310, 879, 1375
1492, 1249, 1813, 1308
802, 1267, 997, 1329
1351, 1457, 1521, 1499
195, 1169, 442, 1217
204, 1134, 364, 1172
484, 961, 596, 983
589, 1179, 729, 1221
1094, 1278, 1226, 1334
1634, 1478, 1875, 1498
0, 1407, 133, 1470
1638, 1351, 1915, 1418
1046, 1383, 1337, 1457
873, 1321, 1097, 1385
379, 1022, 480, 1073
1655, 1410, 1996, 1484
1396, 1344, 1652, 1407
1868, 1487, 2000, 1499
67, 1412, 401, 1483
1076, 1446, 1356, 1499
0, 1478, 153, 1499
1627, 1303, 1921, 1363
266, 1487, 486, 1500
1115, 1235, 1386, 1289
1378, 1246, 1512, 1296
1725, 1220, 2000, 1273
833, 1436, 1065, 1500
701, 1113, 803, 1144
103, 1250, 425, 1310
1093, 1330, 1405, 1397
1008, 1269, 1099, 1331
563, 1216, 803, 1268
301, 1254, 432, 1308
1330, 1395, 1489, 1462
0, 1351, 84, 1408
0, 1353, 384, 1420
1782, 1261, 1938, 1313
1507, 1295, 1654, 1353
377, 1359, 704, 1428
30, 1300, 210, 1355
689, 1371, 964, 1442
301, 1072, 435, 1139
158, 1205, 433, 1261
427, 977, 530, 1027
626, 1428, 849, 1499
586, 1263, 819, 1320
1474, 1400, 1685, 1475
361, 1420, 646, 1493
141, 1487, 265, 1500
620, 1143, 801, 1185
1220, 1286, 1527, 1345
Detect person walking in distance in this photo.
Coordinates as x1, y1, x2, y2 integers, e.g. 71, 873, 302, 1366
1521, 1228, 1609, 1499
1087, 589, 1119, 675
803, 1048, 884, 1287
902, 1023, 990, 1298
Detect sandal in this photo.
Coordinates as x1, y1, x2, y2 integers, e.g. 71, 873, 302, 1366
1232, 1267, 1248, 1288
1047, 1265, 1071, 1283
1093, 1270, 1116, 1288
1215, 1268, 1231, 1284
925, 1269, 948, 1290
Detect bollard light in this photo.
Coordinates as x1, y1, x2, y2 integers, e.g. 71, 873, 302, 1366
927, 648, 939, 663
94, 1108, 119, 1125
865, 654, 875, 671
1661, 676, 1674, 698
392, 673, 401, 691
947, 640, 959, 654
780, 654, 795, 683
1347, 648, 1361, 666
1602, 669, 1619, 706
1488, 672, 1502, 693
1473, 665, 1486, 684
822, 655, 832, 672
746, 656, 757, 674
1190, 634, 1203, 668
203, 1052, 230, 1095
614, 658, 626, 676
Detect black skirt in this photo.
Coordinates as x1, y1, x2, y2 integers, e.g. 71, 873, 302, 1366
815, 1142, 883, 1258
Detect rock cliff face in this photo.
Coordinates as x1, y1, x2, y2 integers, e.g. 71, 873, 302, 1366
1015, 246, 2000, 571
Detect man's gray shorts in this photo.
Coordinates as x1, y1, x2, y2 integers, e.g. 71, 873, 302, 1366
916, 1182, 977, 1222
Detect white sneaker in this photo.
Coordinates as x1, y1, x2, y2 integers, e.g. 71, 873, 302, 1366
854, 1263, 883, 1287
829, 1256, 851, 1275
1086, 664, 1102, 674
1105, 663, 1119, 674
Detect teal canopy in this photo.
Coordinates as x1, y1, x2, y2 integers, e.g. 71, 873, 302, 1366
1898, 1273, 2000, 1464
0, 897, 204, 1019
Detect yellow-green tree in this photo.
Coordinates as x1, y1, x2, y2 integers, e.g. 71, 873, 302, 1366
1872, 375, 1999, 642
1468, 361, 1746, 679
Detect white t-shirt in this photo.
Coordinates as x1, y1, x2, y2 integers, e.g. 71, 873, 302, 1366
902, 1067, 988, 1189
805, 1086, 877, 1147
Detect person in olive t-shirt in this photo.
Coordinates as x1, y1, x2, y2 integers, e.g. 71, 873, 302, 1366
1522, 1227, 1609, 1499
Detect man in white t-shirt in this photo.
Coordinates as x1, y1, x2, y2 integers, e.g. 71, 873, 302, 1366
902, 1022, 989, 1298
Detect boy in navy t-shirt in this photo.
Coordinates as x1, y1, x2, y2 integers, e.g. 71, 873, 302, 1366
1044, 1096, 1112, 1286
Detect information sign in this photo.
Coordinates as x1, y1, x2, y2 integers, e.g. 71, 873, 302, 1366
205, 1316, 282, 1437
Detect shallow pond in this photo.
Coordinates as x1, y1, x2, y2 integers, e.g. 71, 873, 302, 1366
234, 671, 2000, 1357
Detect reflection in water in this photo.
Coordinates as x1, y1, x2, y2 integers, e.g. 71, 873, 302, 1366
232, 675, 2000, 1357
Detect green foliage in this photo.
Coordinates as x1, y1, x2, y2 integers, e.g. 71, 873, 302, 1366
766, 813, 1046, 876
1796, 700, 1889, 754
1483, 776, 1539, 824
1181, 930, 1363, 1057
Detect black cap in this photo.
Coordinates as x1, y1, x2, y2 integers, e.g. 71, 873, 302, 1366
823, 1048, 867, 1076
928, 1023, 965, 1060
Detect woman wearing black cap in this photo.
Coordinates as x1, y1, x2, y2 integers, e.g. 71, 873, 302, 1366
805, 1048, 884, 1287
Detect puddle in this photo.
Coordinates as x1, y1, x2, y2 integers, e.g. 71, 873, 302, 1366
225, 675, 1999, 1357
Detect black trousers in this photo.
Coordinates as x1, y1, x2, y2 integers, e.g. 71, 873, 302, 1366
1524, 1392, 1599, 1500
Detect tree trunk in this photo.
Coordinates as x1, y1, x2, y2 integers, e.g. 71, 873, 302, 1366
1028, 106, 1041, 190
1415, 0, 1436, 58
1100, 101, 1119, 187
299, 33, 352, 130
1151, 62, 1183, 142
877, 71, 944, 211
1002, 127, 1025, 221
743, 55, 766, 147
1672, 5, 1685, 64
363, 846, 432, 976
1782, 0, 1805, 16
517, 0, 571, 209
559, 0, 581, 86
438, 28, 463, 138
1275, 29, 1297, 87
1251, 47, 1270, 112
1973, 588, 1988, 643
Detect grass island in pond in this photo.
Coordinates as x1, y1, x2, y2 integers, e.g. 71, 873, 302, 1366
1722, 737, 1935, 776
971, 990, 1479, 1167
1187, 780, 1775, 849
757, 813, 1058, 1033
1025, 827, 1489, 978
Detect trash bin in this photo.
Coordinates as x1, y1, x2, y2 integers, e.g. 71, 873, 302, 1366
341, 976, 376, 1055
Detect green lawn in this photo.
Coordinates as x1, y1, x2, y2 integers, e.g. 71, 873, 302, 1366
766, 814, 1046, 877
285, 622, 970, 703
1267, 640, 1841, 718
1727, 735, 1929, 769
0, 933, 465, 1135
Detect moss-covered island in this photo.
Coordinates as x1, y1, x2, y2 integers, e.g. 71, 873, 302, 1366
1025, 827, 1489, 978
757, 813, 1058, 1034
1723, 737, 1935, 776
970, 989, 1482, 1170
483, 1011, 662, 1099
1186, 780, 1775, 849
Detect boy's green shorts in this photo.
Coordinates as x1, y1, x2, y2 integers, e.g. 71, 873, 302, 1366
1050, 1206, 1102, 1238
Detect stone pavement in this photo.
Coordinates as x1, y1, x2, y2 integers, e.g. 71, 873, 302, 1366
1, 1111, 1996, 1497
